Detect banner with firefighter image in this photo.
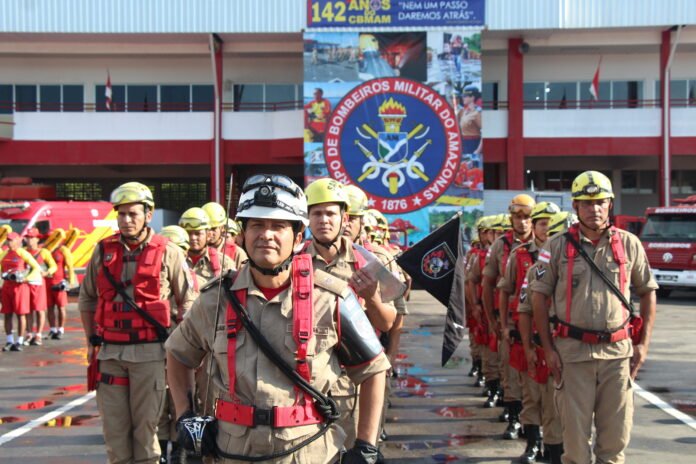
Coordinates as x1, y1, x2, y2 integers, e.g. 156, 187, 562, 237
303, 28, 483, 248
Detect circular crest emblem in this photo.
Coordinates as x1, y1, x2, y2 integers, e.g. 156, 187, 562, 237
324, 78, 462, 214
662, 252, 673, 263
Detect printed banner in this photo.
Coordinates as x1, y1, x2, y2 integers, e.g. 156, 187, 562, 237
304, 29, 483, 248
307, 1, 485, 28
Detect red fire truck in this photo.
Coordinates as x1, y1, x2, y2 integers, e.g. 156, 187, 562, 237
640, 196, 696, 298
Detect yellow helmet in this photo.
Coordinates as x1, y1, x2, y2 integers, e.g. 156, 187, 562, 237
305, 178, 349, 210
502, 215, 512, 230
366, 209, 388, 230
359, 34, 379, 52
547, 211, 577, 236
110, 182, 155, 210
44, 228, 66, 252
474, 216, 486, 230
202, 202, 227, 228
179, 207, 211, 231
160, 225, 190, 251
344, 185, 369, 216
509, 194, 535, 214
227, 218, 242, 236
531, 201, 561, 221
571, 171, 614, 200
363, 210, 378, 231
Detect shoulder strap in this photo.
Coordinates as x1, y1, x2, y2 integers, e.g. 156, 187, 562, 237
564, 229, 635, 317
98, 242, 169, 342
292, 254, 314, 385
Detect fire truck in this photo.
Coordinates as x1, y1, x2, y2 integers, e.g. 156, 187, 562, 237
640, 195, 696, 298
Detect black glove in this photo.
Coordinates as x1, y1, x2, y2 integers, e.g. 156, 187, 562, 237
175, 412, 217, 457
341, 439, 380, 464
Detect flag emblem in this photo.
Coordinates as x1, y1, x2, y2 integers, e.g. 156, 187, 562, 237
538, 249, 551, 264
421, 242, 456, 279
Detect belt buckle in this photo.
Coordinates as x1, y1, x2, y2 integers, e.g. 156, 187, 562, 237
597, 332, 611, 343
253, 407, 274, 427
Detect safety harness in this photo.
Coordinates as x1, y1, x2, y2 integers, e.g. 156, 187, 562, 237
189, 247, 222, 293
553, 224, 636, 344
221, 241, 237, 261
507, 245, 537, 322
215, 254, 324, 428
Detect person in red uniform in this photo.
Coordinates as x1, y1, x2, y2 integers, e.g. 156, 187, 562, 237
24, 227, 57, 346
304, 88, 331, 142
1, 232, 41, 351
45, 228, 77, 340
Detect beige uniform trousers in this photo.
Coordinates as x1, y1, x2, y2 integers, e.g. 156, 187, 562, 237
555, 358, 634, 464
97, 358, 167, 464
500, 338, 523, 401
521, 374, 562, 445
481, 345, 500, 381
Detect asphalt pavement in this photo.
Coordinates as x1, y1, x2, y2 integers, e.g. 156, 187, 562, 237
0, 291, 694, 463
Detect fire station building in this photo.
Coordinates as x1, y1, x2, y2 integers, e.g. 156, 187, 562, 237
1, 0, 695, 215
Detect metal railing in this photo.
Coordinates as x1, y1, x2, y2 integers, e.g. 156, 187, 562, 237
0, 100, 303, 113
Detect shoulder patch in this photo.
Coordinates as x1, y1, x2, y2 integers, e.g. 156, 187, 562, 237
313, 268, 348, 296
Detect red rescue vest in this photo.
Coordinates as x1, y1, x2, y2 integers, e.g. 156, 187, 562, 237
94, 234, 171, 344
216, 254, 324, 428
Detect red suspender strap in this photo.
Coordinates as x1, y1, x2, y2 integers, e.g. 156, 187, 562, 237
609, 227, 628, 320
191, 268, 199, 293
208, 246, 222, 276
292, 254, 314, 384
564, 225, 579, 329
226, 288, 246, 400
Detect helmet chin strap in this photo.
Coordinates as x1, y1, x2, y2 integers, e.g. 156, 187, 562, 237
247, 254, 294, 276
123, 223, 149, 243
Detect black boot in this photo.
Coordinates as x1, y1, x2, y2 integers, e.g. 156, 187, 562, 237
503, 401, 522, 440
519, 425, 541, 463
468, 359, 479, 377
484, 380, 499, 408
546, 443, 563, 464
170, 442, 187, 464
495, 386, 505, 407
498, 405, 510, 423
476, 369, 486, 388
159, 440, 169, 464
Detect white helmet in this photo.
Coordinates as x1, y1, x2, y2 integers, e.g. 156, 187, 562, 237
236, 174, 309, 227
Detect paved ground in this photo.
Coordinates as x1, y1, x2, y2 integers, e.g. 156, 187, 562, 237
0, 290, 694, 463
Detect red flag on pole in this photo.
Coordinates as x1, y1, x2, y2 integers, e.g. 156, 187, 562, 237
589, 57, 602, 101
105, 71, 113, 111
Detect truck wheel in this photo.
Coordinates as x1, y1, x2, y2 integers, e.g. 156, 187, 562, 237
656, 288, 671, 299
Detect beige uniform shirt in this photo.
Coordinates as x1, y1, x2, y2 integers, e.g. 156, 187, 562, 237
529, 228, 658, 363
467, 251, 483, 284
306, 237, 395, 397
498, 239, 543, 299
78, 229, 195, 363
165, 265, 390, 463
188, 248, 235, 293
483, 233, 530, 281
369, 242, 408, 316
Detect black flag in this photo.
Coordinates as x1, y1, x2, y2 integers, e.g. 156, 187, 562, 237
396, 214, 466, 366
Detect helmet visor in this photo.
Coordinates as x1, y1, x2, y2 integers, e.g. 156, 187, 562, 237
243, 175, 303, 199
572, 183, 612, 198
179, 218, 209, 230
509, 204, 532, 215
